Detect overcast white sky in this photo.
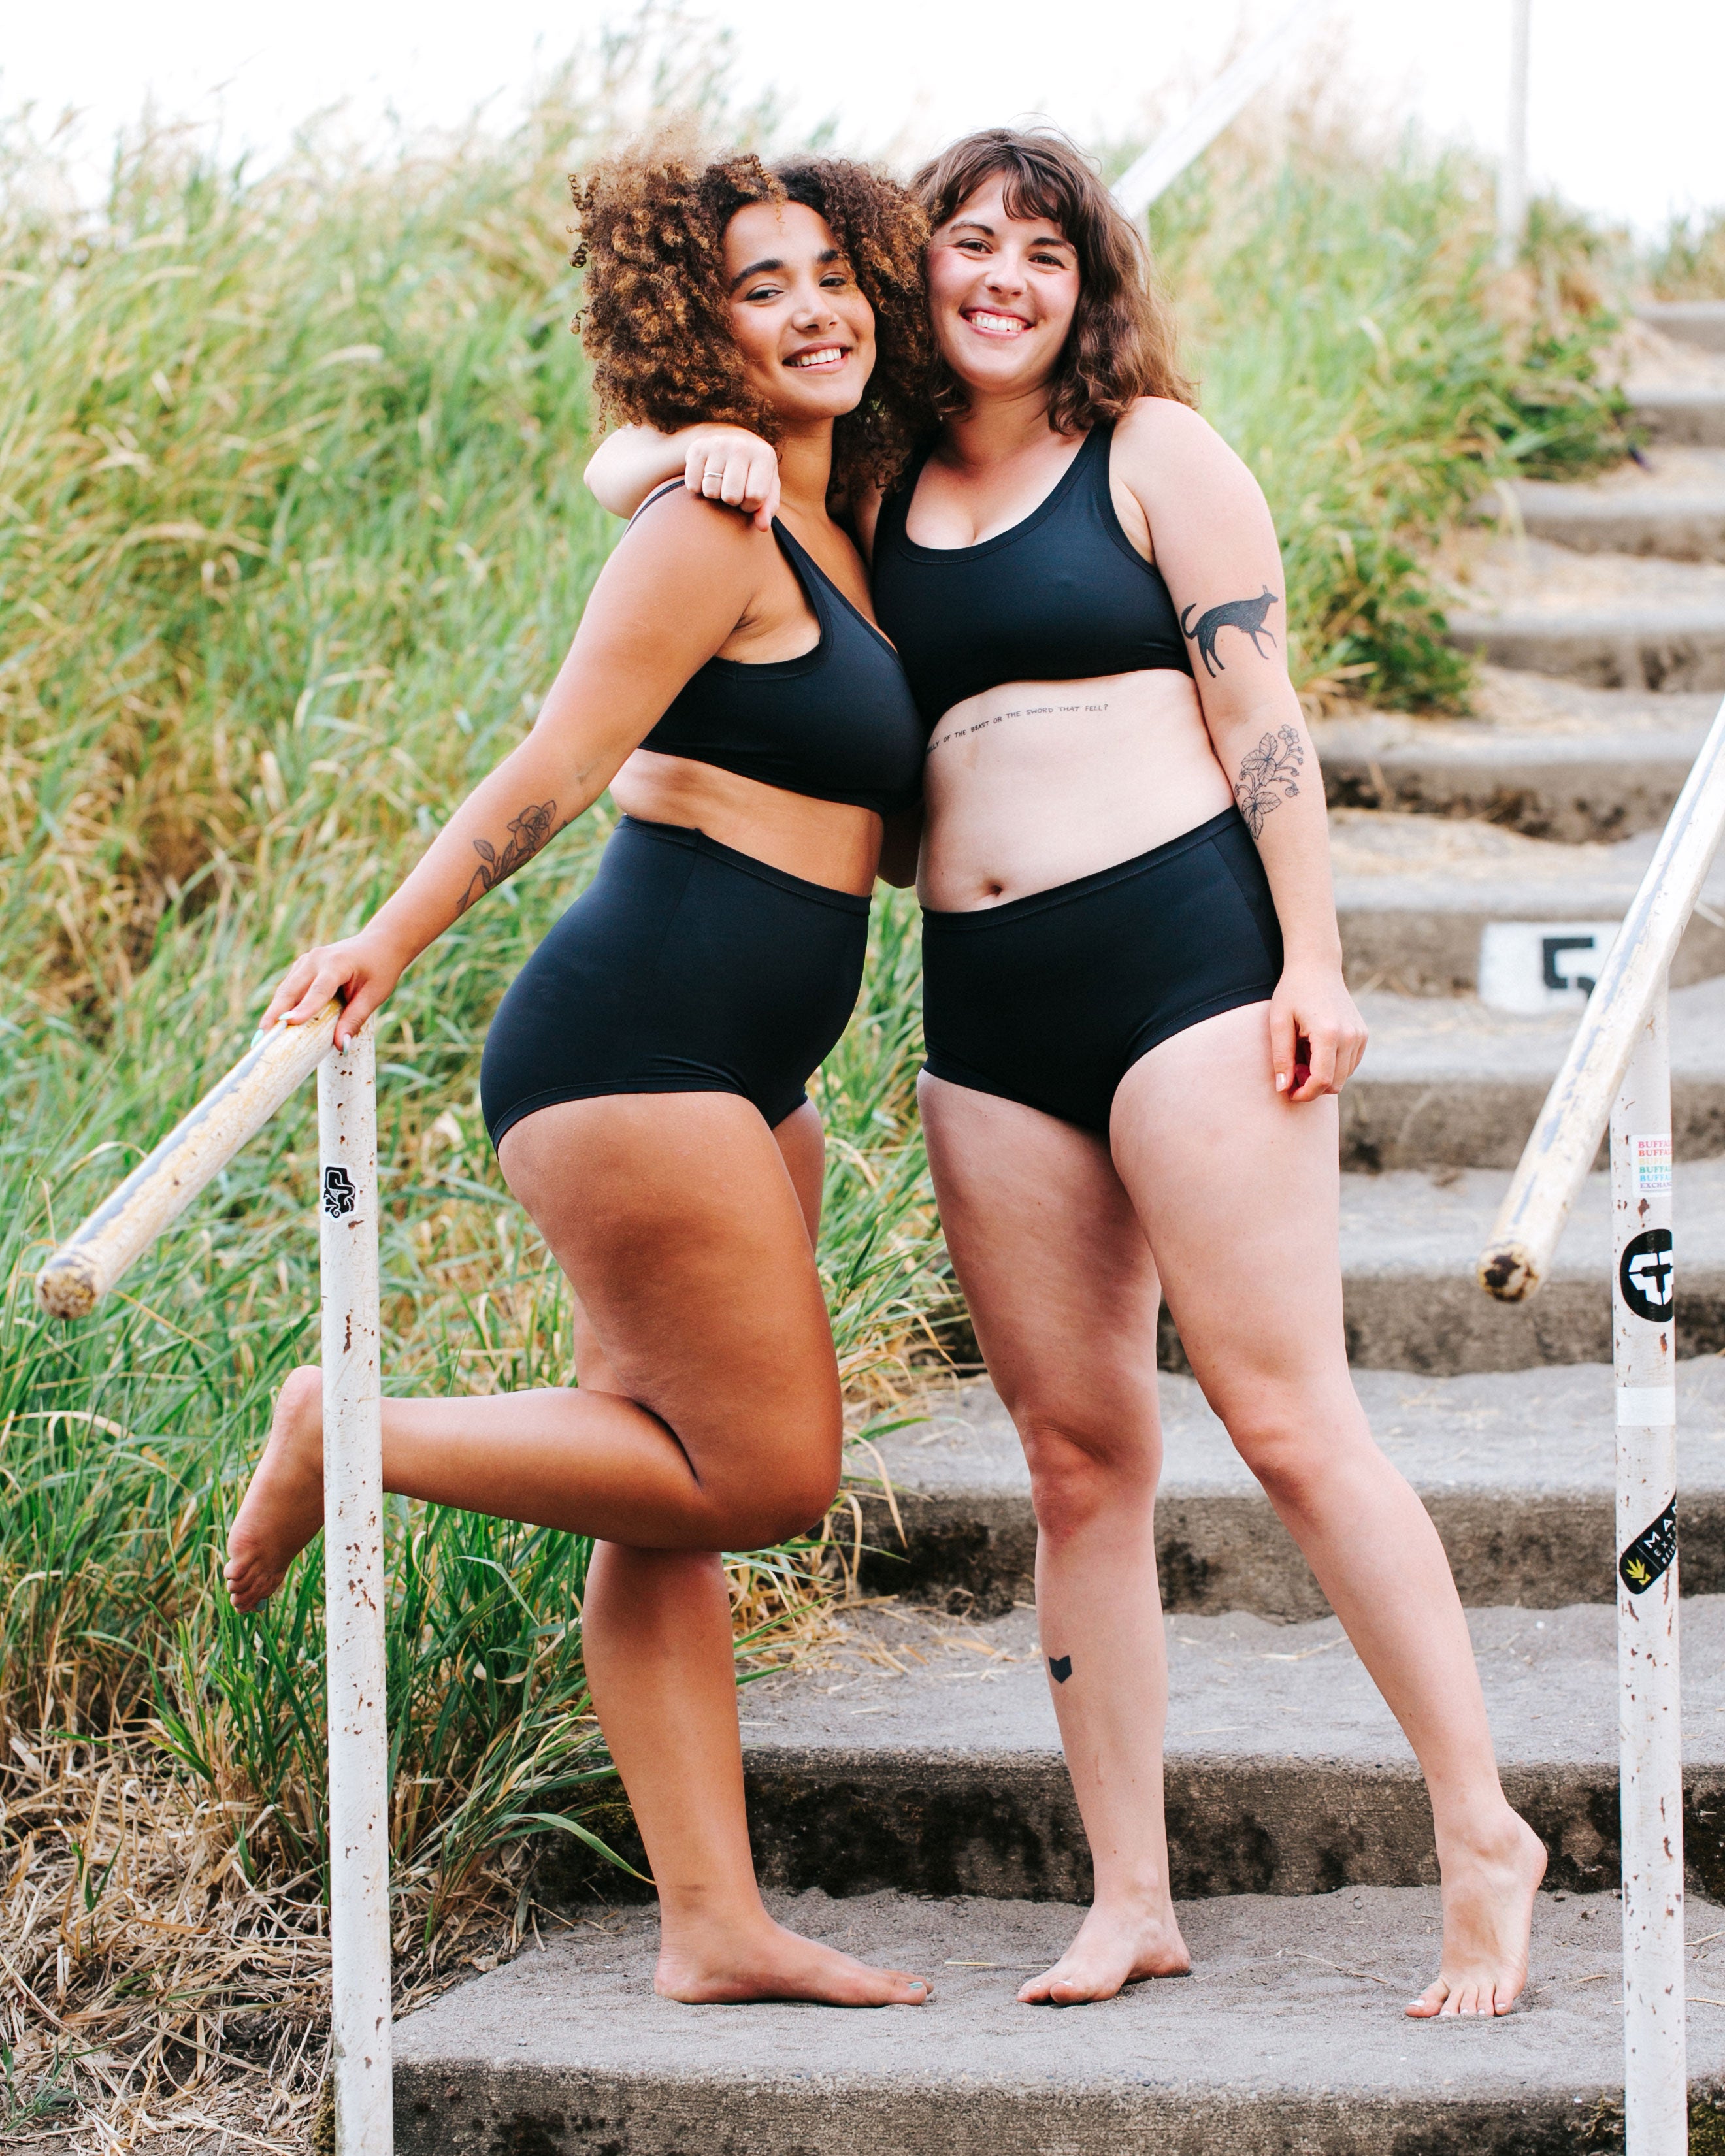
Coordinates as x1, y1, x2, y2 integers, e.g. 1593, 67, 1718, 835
8, 1, 1724, 235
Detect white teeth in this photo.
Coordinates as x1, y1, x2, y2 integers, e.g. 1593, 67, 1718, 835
968, 311, 1028, 334
788, 346, 845, 368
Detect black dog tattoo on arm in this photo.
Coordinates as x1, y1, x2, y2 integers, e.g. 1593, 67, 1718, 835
458, 799, 559, 915
1181, 587, 1281, 677
1234, 726, 1304, 838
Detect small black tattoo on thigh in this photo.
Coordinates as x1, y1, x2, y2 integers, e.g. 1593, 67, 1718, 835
1049, 1654, 1072, 1684
1234, 725, 1304, 838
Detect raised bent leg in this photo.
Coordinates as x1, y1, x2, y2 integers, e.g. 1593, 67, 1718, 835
919, 1072, 1190, 2005
225, 1092, 849, 1609
1109, 1004, 1545, 2017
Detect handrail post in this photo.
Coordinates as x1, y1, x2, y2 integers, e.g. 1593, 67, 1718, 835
1496, 0, 1532, 266
1611, 977, 1686, 2152
318, 1027, 393, 2155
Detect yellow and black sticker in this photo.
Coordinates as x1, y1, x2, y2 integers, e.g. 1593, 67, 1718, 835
1619, 1499, 1677, 1595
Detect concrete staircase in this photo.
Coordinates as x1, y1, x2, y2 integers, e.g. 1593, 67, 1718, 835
391, 310, 1725, 2152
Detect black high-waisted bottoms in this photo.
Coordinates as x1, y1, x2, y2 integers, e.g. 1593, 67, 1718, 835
481, 815, 870, 1149
921, 806, 1282, 1136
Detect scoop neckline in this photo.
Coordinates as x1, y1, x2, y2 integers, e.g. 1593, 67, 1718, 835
890, 425, 1104, 563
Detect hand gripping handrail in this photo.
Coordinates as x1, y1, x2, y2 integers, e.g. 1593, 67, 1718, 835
1477, 691, 1725, 2156
35, 1005, 394, 2156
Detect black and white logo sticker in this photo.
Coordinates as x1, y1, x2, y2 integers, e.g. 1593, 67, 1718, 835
1620, 1499, 1677, 1595
322, 1165, 357, 1218
1618, 1228, 1674, 1324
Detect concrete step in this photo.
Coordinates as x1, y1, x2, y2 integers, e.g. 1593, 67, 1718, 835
1445, 537, 1725, 691
1630, 385, 1725, 448
393, 1884, 1725, 2156
679, 1597, 1725, 1906
1341, 979, 1725, 1169
1330, 808, 1725, 995
1637, 300, 1725, 355
1500, 447, 1725, 561
1315, 668, 1715, 841
1312, 1157, 1725, 1373
851, 1361, 1725, 1620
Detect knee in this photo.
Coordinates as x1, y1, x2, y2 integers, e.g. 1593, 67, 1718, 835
712, 1419, 843, 1550
1223, 1404, 1330, 1512
1019, 1414, 1157, 1543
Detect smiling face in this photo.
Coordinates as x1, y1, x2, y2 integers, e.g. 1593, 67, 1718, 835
925, 176, 1081, 400
723, 199, 877, 428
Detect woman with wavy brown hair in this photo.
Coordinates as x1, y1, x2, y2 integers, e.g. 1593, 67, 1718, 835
221, 143, 934, 2008
591, 125, 1544, 2020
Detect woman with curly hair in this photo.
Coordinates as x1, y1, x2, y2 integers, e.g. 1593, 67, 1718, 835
589, 125, 1544, 2019
222, 144, 934, 2008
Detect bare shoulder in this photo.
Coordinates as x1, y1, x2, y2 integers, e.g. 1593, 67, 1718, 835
612, 484, 774, 580
1113, 396, 1252, 486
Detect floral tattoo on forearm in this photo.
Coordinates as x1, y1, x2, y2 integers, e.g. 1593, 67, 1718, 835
1234, 726, 1304, 838
457, 799, 559, 915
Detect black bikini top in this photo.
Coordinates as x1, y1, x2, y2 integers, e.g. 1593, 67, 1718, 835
871, 421, 1193, 728
633, 485, 924, 818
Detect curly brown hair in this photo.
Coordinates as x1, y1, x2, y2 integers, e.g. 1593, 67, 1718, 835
571, 140, 934, 502
913, 127, 1194, 433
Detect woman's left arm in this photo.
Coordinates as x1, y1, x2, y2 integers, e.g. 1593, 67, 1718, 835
1117, 399, 1366, 1102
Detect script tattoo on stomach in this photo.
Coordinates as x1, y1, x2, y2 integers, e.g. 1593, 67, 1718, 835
458, 799, 558, 915
927, 698, 1109, 754
1234, 726, 1304, 838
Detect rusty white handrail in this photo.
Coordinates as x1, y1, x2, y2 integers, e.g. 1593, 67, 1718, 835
1478, 694, 1725, 2156
1111, 0, 1328, 216
36, 1009, 393, 2156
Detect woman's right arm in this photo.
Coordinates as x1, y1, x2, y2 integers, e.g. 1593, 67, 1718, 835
585, 423, 781, 531
263, 496, 764, 1047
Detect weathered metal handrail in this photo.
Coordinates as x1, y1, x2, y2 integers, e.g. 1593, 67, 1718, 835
36, 1008, 393, 2156
1111, 0, 1327, 217
1479, 692, 1725, 2156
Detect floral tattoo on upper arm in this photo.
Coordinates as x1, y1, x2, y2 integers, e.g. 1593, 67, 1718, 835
1234, 726, 1304, 838
457, 799, 559, 915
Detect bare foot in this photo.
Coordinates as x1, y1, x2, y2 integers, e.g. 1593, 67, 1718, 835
1406, 1811, 1547, 2018
656, 1917, 932, 2007
225, 1366, 327, 1612
1017, 1893, 1191, 2006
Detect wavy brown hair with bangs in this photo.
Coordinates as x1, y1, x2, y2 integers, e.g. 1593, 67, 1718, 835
913, 127, 1194, 433
570, 143, 934, 502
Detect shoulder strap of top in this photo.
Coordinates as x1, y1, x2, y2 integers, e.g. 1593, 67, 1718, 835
1076, 419, 1117, 502
876, 435, 940, 549
627, 477, 687, 531
766, 517, 834, 628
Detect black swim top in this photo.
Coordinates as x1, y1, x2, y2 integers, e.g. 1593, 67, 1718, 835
872, 421, 1193, 728
633, 484, 924, 817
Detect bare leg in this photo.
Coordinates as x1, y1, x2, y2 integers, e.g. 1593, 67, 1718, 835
229, 1096, 928, 2006
1109, 1004, 1545, 2017
226, 1094, 851, 1607
576, 1102, 927, 2004
920, 1073, 1190, 2006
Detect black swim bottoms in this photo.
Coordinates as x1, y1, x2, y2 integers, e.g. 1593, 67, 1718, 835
481, 815, 870, 1149
921, 806, 1282, 1135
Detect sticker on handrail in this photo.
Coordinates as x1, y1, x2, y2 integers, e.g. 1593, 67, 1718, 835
323, 1165, 357, 1218
1477, 920, 1621, 1014
1620, 1498, 1677, 1595
1618, 1228, 1675, 1324
1632, 1134, 1672, 1196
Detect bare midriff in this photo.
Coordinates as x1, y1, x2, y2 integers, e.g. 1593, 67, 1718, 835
917, 667, 1232, 911
610, 748, 883, 897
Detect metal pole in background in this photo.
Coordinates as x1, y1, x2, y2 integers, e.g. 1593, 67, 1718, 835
319, 1026, 393, 2156
1496, 0, 1532, 265
1610, 978, 1686, 2154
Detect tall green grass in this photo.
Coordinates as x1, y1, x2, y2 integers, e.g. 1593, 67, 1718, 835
1, 68, 1629, 1936
1150, 132, 1626, 706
